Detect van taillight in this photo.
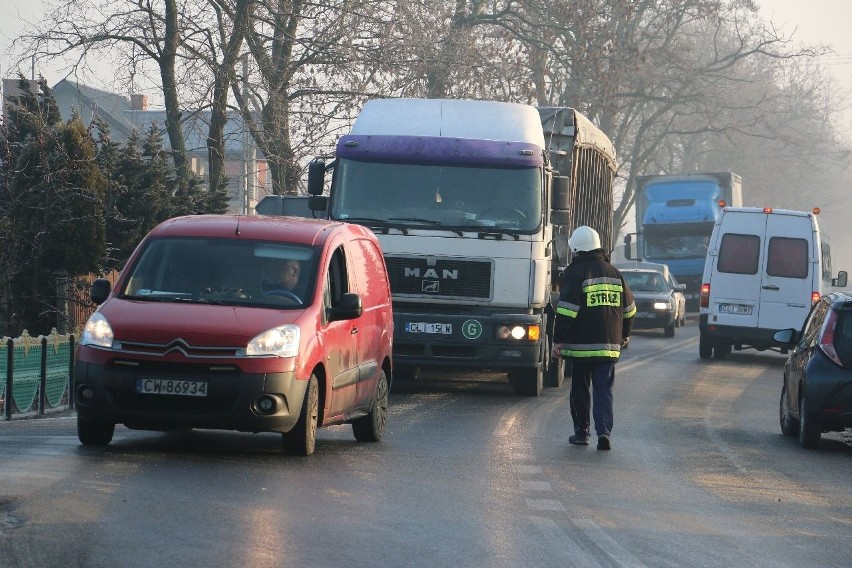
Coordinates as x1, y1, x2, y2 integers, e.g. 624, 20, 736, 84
811, 291, 820, 305
700, 283, 710, 309
818, 310, 843, 367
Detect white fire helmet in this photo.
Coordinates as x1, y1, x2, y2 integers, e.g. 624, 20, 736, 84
568, 226, 601, 252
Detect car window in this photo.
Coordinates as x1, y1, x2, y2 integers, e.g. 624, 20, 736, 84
718, 233, 760, 275
801, 299, 829, 348
835, 310, 852, 367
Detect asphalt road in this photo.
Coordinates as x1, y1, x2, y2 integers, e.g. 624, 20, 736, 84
0, 319, 850, 567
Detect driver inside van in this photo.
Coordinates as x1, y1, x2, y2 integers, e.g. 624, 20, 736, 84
263, 259, 303, 297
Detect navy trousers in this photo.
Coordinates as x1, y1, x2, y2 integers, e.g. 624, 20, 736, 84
569, 360, 615, 437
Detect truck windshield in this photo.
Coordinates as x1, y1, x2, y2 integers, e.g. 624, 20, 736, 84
644, 234, 710, 260
330, 159, 542, 232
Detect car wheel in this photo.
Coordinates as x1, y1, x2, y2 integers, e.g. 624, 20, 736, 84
352, 370, 389, 443
77, 416, 115, 446
779, 383, 798, 437
798, 391, 821, 449
509, 366, 543, 396
664, 322, 675, 337
282, 375, 319, 456
699, 335, 712, 359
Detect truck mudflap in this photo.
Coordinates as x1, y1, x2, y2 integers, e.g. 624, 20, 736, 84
392, 310, 544, 370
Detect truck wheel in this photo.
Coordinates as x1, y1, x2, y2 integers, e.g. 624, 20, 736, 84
699, 335, 713, 359
664, 322, 675, 337
282, 375, 318, 456
77, 416, 115, 446
509, 367, 543, 397
352, 370, 389, 443
546, 357, 565, 388
779, 383, 798, 437
798, 391, 821, 449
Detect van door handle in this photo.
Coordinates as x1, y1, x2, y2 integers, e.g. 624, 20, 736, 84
351, 328, 359, 335
762, 285, 780, 291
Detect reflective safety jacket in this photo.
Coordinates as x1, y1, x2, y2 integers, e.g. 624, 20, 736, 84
554, 250, 636, 361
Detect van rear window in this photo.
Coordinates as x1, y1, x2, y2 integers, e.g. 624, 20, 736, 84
767, 237, 808, 279
718, 233, 760, 274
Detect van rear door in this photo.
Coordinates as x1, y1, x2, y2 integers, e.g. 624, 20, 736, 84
756, 213, 814, 331
710, 211, 763, 329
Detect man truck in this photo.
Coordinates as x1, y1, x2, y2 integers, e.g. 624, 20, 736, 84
623, 172, 742, 309
306, 98, 616, 396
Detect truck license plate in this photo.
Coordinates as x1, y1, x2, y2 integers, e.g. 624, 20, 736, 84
718, 303, 753, 315
406, 322, 452, 334
136, 378, 208, 397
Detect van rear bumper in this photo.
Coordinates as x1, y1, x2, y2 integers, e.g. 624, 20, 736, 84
698, 314, 785, 349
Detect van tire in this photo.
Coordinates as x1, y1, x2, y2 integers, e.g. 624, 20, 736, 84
77, 416, 115, 446
699, 335, 713, 359
353, 370, 389, 443
798, 391, 821, 449
779, 384, 798, 436
664, 322, 675, 337
282, 375, 318, 456
713, 342, 731, 359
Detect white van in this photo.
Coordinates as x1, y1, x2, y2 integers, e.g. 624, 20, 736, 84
698, 207, 847, 359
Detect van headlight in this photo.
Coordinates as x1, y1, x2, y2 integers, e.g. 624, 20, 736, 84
246, 325, 300, 357
80, 312, 115, 348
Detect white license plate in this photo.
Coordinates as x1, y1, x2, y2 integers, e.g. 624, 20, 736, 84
718, 303, 753, 315
136, 378, 208, 397
406, 322, 452, 334
635, 312, 654, 318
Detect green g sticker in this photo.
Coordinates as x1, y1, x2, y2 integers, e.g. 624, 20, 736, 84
462, 319, 482, 340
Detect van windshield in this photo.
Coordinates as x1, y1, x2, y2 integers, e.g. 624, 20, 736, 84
330, 158, 542, 232
120, 237, 319, 308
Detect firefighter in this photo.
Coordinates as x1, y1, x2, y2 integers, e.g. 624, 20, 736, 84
551, 226, 636, 450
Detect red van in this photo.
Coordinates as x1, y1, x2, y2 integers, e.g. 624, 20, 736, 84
74, 215, 393, 455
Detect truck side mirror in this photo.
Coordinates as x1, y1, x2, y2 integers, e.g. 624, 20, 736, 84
623, 234, 634, 261
307, 160, 326, 196
550, 176, 571, 225
833, 270, 848, 288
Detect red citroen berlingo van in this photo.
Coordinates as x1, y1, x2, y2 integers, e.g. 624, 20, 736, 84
74, 215, 393, 455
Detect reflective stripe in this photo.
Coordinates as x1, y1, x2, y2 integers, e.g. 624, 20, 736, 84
560, 348, 621, 358
557, 306, 578, 318
565, 342, 621, 351
583, 283, 623, 293
624, 303, 637, 318
582, 276, 622, 288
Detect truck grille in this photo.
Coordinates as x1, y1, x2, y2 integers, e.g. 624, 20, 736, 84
384, 256, 492, 299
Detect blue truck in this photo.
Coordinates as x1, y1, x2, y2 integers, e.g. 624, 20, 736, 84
624, 172, 742, 309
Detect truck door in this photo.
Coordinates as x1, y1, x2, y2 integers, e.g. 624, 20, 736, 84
757, 214, 813, 331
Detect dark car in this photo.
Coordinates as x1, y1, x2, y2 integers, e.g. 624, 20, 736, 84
620, 268, 687, 337
773, 291, 852, 448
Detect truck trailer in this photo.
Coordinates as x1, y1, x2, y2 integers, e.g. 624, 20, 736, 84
307, 98, 616, 396
624, 172, 742, 308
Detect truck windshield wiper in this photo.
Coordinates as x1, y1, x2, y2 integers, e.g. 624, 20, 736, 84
478, 229, 522, 240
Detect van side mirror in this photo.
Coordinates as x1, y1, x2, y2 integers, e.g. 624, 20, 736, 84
307, 160, 326, 196
91, 278, 112, 305
328, 292, 362, 321
832, 270, 848, 288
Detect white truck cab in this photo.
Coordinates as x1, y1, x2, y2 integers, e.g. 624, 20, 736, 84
699, 207, 847, 358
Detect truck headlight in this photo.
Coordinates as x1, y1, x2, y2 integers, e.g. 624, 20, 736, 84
496, 324, 540, 341
654, 301, 671, 310
80, 312, 114, 348
246, 325, 300, 357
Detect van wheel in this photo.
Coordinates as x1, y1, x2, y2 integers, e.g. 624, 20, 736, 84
509, 367, 543, 397
282, 375, 318, 456
798, 391, 821, 449
664, 322, 675, 337
713, 342, 731, 359
779, 383, 798, 436
77, 416, 115, 446
699, 335, 713, 359
352, 370, 389, 443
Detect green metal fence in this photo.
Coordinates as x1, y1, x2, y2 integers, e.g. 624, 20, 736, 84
2, 329, 74, 419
